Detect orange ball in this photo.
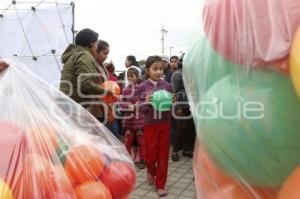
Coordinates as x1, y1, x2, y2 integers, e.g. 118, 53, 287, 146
194, 144, 232, 197
45, 192, 75, 199
101, 81, 121, 104
278, 166, 300, 199
27, 124, 59, 159
209, 184, 252, 199
48, 165, 75, 197
64, 145, 105, 184
209, 184, 277, 199
75, 181, 112, 199
194, 145, 278, 199
24, 154, 76, 199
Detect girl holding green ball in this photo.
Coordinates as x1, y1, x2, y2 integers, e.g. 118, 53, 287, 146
138, 55, 173, 197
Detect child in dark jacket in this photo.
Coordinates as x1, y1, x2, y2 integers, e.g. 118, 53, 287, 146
121, 67, 145, 169
138, 55, 173, 197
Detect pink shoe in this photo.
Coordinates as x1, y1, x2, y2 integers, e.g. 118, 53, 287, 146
157, 189, 168, 197
147, 172, 154, 185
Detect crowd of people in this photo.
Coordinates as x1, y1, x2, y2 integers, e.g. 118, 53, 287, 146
0, 28, 196, 197
59, 28, 196, 197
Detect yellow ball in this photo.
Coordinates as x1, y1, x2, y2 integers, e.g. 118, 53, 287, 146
290, 27, 300, 97
0, 179, 13, 199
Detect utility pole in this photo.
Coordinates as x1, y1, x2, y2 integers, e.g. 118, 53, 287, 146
169, 46, 173, 57
161, 24, 168, 56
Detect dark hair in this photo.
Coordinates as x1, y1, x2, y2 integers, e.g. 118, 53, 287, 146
170, 55, 179, 61
105, 62, 115, 73
145, 55, 163, 68
126, 55, 139, 67
75, 28, 98, 48
178, 53, 185, 69
127, 67, 140, 77
96, 40, 109, 53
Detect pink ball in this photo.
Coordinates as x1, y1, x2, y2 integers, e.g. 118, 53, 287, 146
202, 0, 300, 68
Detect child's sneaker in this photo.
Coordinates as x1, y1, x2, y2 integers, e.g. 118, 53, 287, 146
182, 150, 193, 158
171, 152, 179, 162
157, 189, 168, 197
147, 172, 154, 185
139, 159, 145, 169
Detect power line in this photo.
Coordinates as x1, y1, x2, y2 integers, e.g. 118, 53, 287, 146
112, 43, 188, 59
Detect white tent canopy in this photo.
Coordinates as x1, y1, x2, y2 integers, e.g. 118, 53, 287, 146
0, 1, 74, 86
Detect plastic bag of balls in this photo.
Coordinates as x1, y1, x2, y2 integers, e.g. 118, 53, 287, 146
0, 60, 136, 199
183, 0, 300, 198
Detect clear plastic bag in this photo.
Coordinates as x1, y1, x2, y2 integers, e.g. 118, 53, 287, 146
0, 59, 136, 199
184, 0, 300, 198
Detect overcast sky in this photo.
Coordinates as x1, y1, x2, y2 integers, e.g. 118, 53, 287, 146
75, 0, 201, 71
0, 0, 202, 71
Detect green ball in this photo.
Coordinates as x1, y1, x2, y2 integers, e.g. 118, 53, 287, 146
151, 90, 172, 112
183, 33, 236, 101
199, 69, 300, 186
54, 138, 70, 165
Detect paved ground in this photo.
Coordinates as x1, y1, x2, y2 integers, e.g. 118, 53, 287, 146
131, 153, 196, 199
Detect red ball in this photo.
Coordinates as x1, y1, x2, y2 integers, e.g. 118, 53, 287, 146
27, 124, 59, 159
101, 81, 121, 104
100, 162, 136, 199
202, 0, 300, 67
23, 154, 52, 199
0, 121, 26, 175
